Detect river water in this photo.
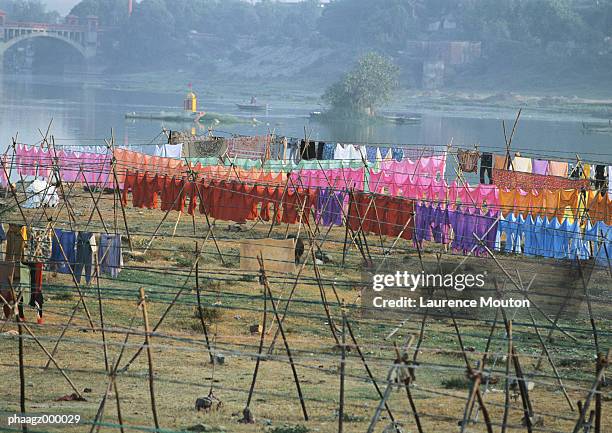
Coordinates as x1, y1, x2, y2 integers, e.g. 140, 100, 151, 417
1, 74, 611, 162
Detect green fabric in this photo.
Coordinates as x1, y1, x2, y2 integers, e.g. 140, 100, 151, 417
187, 157, 367, 171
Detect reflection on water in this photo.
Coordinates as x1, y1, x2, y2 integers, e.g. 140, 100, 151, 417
1, 74, 611, 161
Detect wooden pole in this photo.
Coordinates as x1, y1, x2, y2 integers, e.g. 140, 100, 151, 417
18, 321, 27, 433
338, 312, 346, 433
258, 254, 308, 421
138, 287, 160, 430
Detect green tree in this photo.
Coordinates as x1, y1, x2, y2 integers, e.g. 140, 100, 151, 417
0, 0, 57, 22
69, 0, 128, 26
323, 52, 399, 117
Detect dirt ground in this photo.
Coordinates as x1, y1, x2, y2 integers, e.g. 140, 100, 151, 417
0, 188, 609, 433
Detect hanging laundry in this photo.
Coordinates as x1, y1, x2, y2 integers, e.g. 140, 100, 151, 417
414, 202, 433, 246
23, 227, 52, 263
493, 154, 510, 170
161, 175, 188, 212
316, 142, 325, 160
26, 262, 44, 323
594, 165, 606, 192
0, 261, 24, 319
6, 224, 27, 265
493, 169, 589, 192
75, 232, 97, 285
480, 153, 493, 185
512, 155, 532, 173
585, 221, 612, 264
377, 196, 414, 239
496, 213, 522, 254
532, 159, 549, 175
366, 147, 378, 163
154, 143, 183, 158
392, 148, 403, 162
98, 234, 122, 278
457, 149, 480, 173
322, 142, 335, 160
316, 188, 345, 226
299, 140, 317, 160
549, 160, 569, 177
50, 229, 76, 274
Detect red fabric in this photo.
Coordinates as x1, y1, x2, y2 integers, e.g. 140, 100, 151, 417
348, 192, 376, 233
348, 192, 414, 239
197, 179, 214, 216
492, 169, 589, 191
380, 196, 414, 239
121, 170, 137, 206
280, 188, 314, 224
161, 175, 187, 212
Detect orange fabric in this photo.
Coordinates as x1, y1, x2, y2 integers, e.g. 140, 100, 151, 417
493, 154, 509, 170
587, 191, 608, 223
557, 189, 578, 220
542, 190, 559, 218
498, 189, 516, 215
528, 190, 544, 216
515, 189, 530, 217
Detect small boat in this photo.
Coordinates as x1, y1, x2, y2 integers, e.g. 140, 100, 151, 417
236, 103, 268, 112
582, 120, 612, 135
383, 114, 422, 125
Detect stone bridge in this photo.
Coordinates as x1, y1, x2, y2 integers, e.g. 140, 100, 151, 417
0, 12, 100, 67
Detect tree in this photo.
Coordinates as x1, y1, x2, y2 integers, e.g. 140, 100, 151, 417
322, 52, 399, 117
0, 0, 57, 22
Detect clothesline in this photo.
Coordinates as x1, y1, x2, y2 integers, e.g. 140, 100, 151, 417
8, 145, 612, 227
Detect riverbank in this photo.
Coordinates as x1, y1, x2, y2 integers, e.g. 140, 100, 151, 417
100, 72, 612, 123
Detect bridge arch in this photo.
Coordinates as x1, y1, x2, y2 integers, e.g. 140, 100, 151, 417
0, 32, 89, 59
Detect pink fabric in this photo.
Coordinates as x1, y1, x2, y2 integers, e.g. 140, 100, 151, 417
380, 153, 446, 178
15, 144, 112, 186
290, 168, 365, 191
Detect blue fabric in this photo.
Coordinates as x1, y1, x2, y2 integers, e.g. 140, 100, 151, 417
99, 234, 122, 278
366, 146, 378, 163
542, 217, 555, 258
497, 213, 522, 254
51, 229, 76, 274
392, 147, 403, 162
532, 216, 545, 257
322, 142, 335, 160
0, 224, 5, 242
521, 215, 537, 257
568, 220, 589, 260
585, 221, 612, 264
554, 219, 570, 259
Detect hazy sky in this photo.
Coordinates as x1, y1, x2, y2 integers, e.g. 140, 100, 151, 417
44, 0, 79, 15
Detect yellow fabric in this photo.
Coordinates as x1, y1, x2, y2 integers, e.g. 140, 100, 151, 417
583, 164, 590, 179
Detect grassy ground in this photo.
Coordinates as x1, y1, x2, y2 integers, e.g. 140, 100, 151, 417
0, 188, 609, 433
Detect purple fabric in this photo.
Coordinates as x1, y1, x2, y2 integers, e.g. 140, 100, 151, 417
532, 159, 549, 175
316, 188, 344, 226
431, 205, 450, 244
414, 203, 433, 244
